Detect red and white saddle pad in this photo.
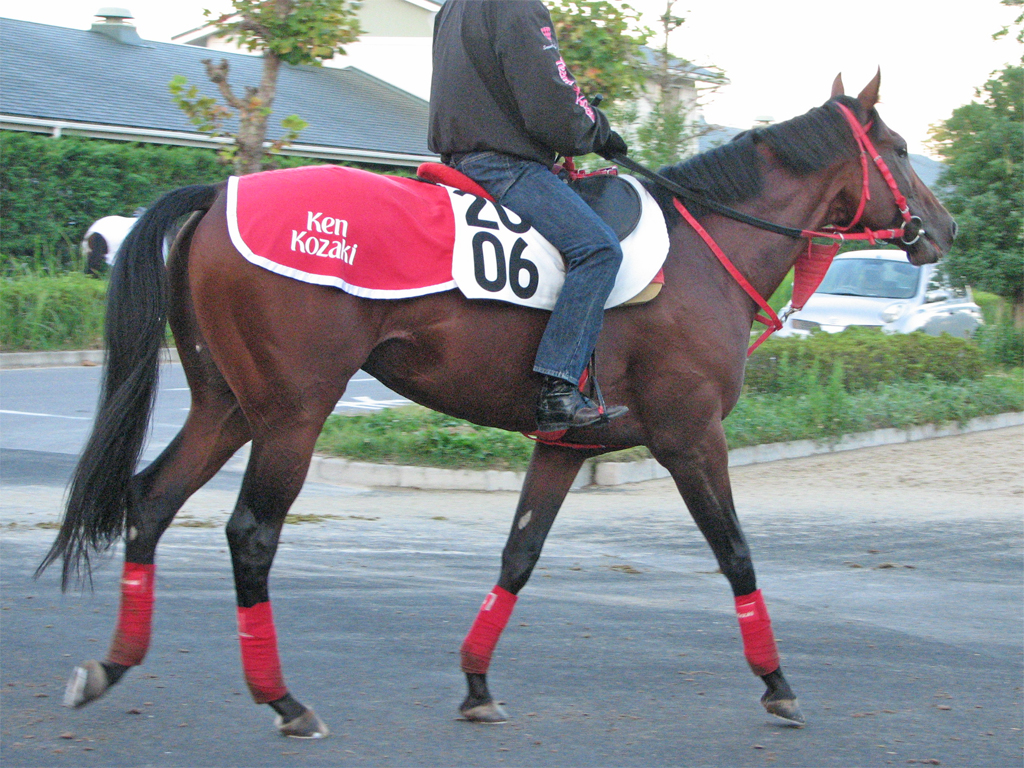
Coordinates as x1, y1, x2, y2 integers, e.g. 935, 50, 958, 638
226, 165, 668, 308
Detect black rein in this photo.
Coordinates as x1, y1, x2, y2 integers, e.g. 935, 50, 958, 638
609, 154, 807, 240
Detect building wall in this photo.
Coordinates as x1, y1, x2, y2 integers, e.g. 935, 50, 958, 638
340, 37, 434, 100
173, 0, 437, 100
358, 0, 436, 36
629, 79, 703, 157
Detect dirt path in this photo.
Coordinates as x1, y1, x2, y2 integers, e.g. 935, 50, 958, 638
727, 425, 1023, 521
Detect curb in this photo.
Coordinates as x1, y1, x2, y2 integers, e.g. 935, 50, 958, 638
590, 411, 1024, 486
305, 412, 1023, 491
0, 348, 181, 369
305, 454, 596, 492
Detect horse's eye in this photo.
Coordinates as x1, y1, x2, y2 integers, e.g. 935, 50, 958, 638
895, 145, 909, 158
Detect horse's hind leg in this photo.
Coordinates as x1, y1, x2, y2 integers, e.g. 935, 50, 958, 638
222, 416, 335, 739
459, 442, 590, 723
65, 387, 251, 707
651, 422, 805, 726
65, 217, 254, 708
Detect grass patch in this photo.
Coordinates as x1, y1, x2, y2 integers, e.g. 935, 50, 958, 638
724, 370, 1022, 447
172, 518, 219, 528
315, 370, 1022, 470
0, 273, 107, 351
314, 331, 1022, 470
316, 406, 536, 471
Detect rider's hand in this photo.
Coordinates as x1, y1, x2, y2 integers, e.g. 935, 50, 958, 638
596, 131, 628, 161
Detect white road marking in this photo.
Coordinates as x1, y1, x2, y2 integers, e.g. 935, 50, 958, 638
333, 396, 411, 412
0, 409, 91, 420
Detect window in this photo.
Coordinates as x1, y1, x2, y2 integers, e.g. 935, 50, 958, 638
816, 258, 921, 300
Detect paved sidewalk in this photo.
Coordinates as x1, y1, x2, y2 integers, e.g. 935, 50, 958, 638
0, 349, 177, 369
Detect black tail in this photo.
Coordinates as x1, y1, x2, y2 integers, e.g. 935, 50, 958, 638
37, 184, 219, 589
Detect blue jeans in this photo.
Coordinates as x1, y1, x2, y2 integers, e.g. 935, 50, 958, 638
453, 152, 623, 383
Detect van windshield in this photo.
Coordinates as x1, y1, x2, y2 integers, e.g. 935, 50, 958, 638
816, 259, 921, 299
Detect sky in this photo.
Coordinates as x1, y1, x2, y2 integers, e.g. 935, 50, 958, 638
2, 0, 1020, 158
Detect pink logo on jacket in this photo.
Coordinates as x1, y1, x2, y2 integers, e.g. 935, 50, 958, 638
540, 26, 595, 121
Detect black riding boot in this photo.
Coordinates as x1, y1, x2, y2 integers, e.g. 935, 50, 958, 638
535, 376, 627, 432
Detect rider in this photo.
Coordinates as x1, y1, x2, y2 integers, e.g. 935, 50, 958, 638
428, 0, 629, 432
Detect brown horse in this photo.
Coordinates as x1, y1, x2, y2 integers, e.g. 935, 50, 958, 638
41, 74, 955, 738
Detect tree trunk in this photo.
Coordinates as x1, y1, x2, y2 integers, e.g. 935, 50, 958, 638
233, 51, 282, 176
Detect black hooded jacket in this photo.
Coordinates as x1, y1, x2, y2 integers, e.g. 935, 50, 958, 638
428, 0, 614, 168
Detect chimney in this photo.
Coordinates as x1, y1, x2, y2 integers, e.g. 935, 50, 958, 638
90, 7, 147, 46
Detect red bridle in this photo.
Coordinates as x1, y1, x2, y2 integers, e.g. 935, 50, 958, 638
673, 100, 924, 354
803, 102, 923, 247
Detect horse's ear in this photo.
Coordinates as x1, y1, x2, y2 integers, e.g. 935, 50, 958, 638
831, 73, 845, 98
857, 68, 881, 111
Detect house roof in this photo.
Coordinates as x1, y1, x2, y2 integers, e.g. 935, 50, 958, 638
0, 16, 435, 166
637, 47, 727, 86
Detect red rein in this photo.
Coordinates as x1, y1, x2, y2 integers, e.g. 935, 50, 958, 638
678, 101, 917, 355
673, 199, 784, 353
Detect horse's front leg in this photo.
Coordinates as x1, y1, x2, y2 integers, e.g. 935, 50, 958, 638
653, 422, 805, 726
459, 442, 590, 723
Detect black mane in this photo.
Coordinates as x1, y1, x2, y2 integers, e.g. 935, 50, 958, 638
647, 95, 869, 220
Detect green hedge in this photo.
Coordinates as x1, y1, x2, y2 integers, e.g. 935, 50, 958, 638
0, 131, 408, 274
1, 132, 231, 272
744, 328, 988, 394
0, 273, 107, 351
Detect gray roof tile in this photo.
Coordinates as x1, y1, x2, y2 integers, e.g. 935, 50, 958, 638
0, 17, 432, 158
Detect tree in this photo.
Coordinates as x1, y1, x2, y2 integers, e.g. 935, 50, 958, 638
622, 0, 729, 167
930, 64, 1023, 319
550, 0, 724, 168
546, 0, 652, 106
170, 0, 361, 175
547, 0, 724, 168
994, 0, 1023, 44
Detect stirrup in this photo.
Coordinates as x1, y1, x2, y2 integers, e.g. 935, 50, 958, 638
585, 352, 612, 424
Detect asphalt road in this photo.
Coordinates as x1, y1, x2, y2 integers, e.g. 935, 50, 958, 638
1, 425, 1021, 767
0, 362, 411, 462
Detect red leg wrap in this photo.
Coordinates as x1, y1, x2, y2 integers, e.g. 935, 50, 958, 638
735, 589, 780, 676
107, 562, 155, 667
237, 602, 288, 704
460, 586, 517, 675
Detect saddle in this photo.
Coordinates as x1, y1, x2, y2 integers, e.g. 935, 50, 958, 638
225, 163, 667, 308
568, 174, 643, 241
416, 163, 643, 242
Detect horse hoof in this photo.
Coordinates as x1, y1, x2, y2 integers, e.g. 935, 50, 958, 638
460, 701, 508, 723
276, 708, 330, 739
63, 660, 109, 708
761, 693, 806, 727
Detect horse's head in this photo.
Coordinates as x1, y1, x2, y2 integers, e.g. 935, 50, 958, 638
829, 72, 956, 265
